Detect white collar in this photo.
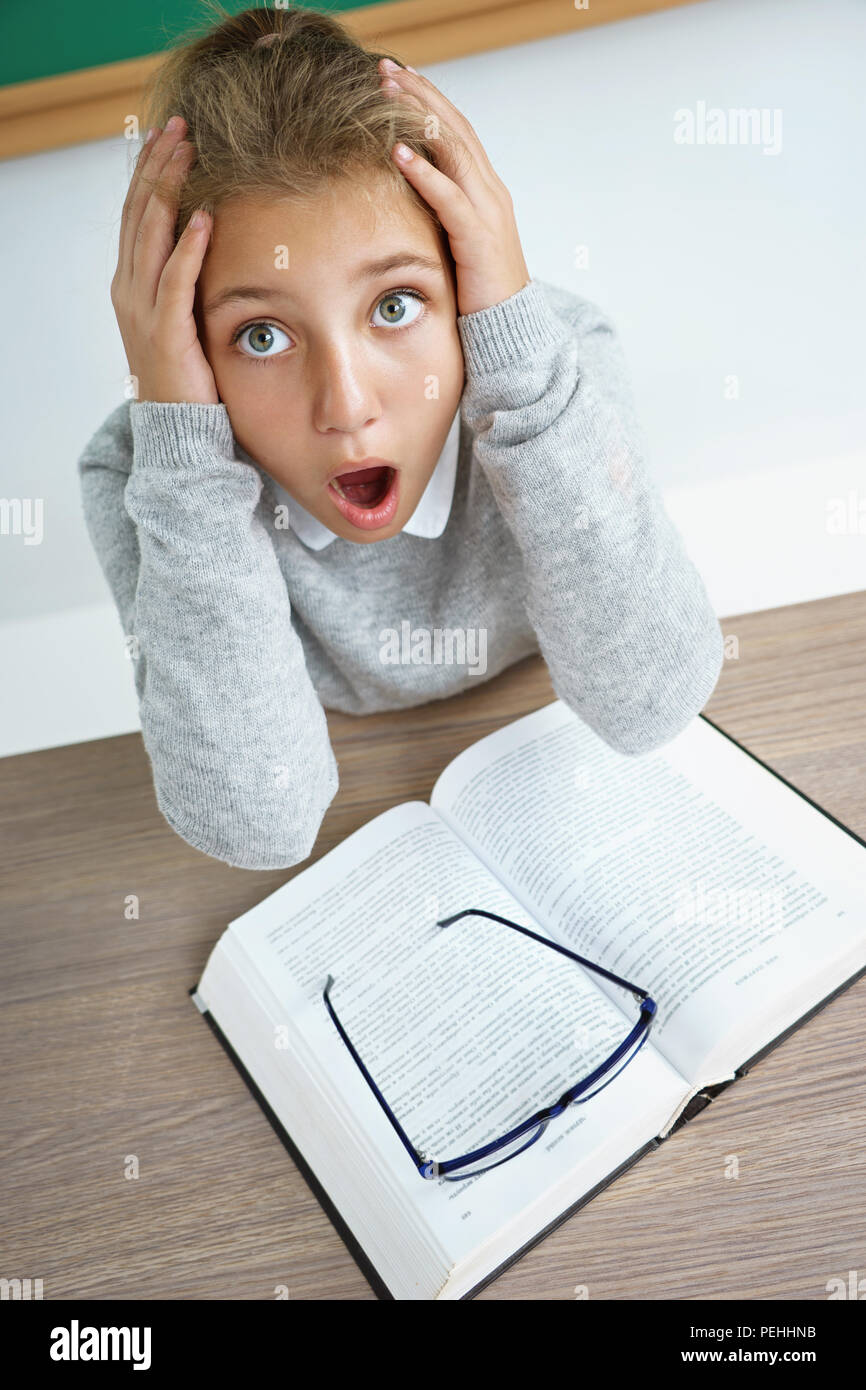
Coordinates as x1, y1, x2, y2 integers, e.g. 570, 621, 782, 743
268, 407, 461, 550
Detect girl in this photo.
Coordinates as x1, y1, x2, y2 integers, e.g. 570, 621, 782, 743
78, 4, 724, 870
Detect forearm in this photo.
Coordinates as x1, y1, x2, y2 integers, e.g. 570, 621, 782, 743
80, 401, 338, 868
458, 281, 724, 755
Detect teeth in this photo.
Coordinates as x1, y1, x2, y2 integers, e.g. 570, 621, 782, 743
330, 478, 348, 499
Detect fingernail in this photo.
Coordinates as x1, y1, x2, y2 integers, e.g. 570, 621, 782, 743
144, 127, 156, 144
394, 143, 414, 161
406, 66, 419, 73
380, 57, 400, 72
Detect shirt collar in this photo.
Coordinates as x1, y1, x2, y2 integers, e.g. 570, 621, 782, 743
267, 406, 461, 551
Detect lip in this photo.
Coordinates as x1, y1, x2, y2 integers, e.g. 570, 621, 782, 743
326, 464, 400, 532
325, 456, 396, 485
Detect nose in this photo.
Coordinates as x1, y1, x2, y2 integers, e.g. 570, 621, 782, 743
310, 336, 381, 436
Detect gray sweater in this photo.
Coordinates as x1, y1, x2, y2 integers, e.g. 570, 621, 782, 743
78, 277, 724, 870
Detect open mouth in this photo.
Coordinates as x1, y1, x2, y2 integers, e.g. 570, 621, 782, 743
330, 465, 393, 507
327, 465, 400, 532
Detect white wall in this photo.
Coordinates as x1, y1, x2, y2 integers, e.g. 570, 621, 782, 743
1, 0, 864, 755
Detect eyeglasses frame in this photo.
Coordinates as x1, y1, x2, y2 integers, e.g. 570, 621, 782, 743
322, 907, 656, 1181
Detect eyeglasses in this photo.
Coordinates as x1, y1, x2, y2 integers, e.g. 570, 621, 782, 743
322, 907, 657, 1182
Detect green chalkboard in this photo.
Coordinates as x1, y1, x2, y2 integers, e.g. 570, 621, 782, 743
0, 0, 391, 88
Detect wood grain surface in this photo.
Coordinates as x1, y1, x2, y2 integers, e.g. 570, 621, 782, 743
1, 589, 864, 1301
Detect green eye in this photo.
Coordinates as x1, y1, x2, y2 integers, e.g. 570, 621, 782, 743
234, 322, 292, 358
372, 289, 426, 328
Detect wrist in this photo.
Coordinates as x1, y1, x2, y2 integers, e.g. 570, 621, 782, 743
135, 382, 219, 406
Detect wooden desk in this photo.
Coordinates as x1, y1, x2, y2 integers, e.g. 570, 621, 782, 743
2, 590, 864, 1300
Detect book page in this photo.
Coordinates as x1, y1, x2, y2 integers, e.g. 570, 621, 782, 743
430, 700, 866, 1084
225, 799, 689, 1262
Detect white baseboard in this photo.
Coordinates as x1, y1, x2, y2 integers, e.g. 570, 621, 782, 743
664, 451, 865, 617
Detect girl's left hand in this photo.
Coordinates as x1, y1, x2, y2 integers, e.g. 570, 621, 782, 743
378, 58, 531, 317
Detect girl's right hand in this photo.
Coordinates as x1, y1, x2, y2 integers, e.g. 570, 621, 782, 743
111, 116, 219, 406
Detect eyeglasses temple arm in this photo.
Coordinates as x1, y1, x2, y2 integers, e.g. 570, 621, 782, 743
322, 974, 427, 1171
437, 908, 651, 1001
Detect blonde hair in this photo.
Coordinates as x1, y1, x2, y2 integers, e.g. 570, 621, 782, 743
138, 2, 460, 270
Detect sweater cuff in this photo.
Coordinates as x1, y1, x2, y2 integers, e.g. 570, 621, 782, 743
456, 278, 567, 375
129, 401, 236, 469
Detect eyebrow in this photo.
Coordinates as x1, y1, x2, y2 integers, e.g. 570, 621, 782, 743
201, 252, 445, 316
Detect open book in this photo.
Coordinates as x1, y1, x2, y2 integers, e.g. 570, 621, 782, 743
191, 699, 866, 1300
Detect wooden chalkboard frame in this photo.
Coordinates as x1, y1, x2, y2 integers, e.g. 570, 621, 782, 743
0, 0, 703, 160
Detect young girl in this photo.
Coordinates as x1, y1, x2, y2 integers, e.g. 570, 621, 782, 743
78, 4, 724, 870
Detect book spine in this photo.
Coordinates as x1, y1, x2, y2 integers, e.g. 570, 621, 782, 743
660, 1080, 737, 1140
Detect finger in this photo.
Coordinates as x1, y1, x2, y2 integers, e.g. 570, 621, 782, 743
380, 62, 488, 170
392, 102, 496, 207
132, 139, 198, 304
155, 208, 211, 322
119, 119, 187, 284
390, 143, 476, 243
379, 67, 497, 201
117, 126, 160, 283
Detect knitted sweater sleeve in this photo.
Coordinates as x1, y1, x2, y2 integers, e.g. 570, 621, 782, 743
77, 399, 339, 869
456, 278, 724, 756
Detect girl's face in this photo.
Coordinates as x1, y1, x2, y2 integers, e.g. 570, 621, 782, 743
195, 175, 466, 544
